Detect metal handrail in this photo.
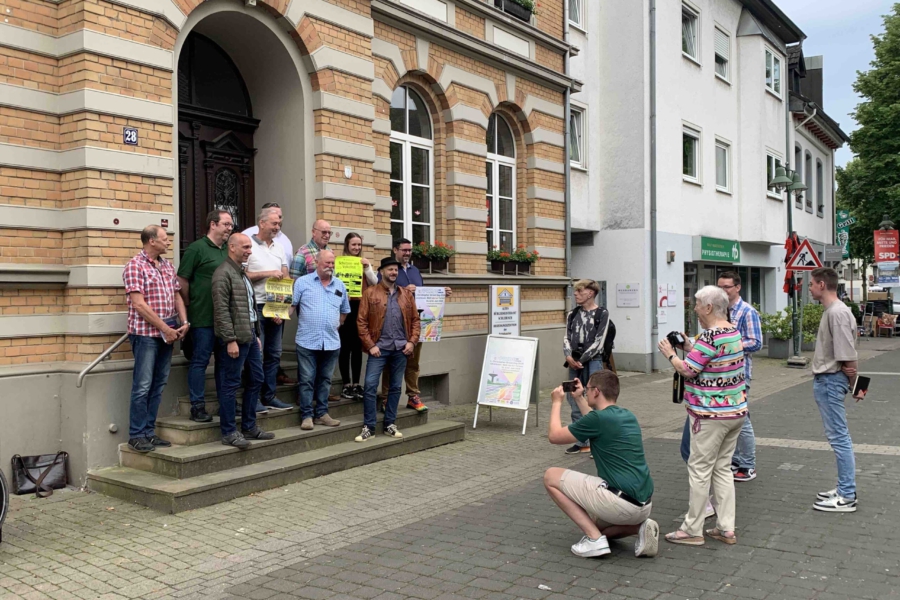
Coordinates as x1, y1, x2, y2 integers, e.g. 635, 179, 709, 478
76, 333, 129, 388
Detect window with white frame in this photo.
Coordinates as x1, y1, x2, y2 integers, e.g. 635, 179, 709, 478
714, 28, 730, 80
390, 86, 434, 246
486, 114, 516, 253
816, 159, 824, 217
805, 151, 813, 212
683, 127, 700, 182
794, 145, 803, 207
715, 140, 730, 192
569, 107, 585, 168
682, 5, 699, 61
766, 153, 784, 199
765, 48, 782, 96
568, 0, 583, 28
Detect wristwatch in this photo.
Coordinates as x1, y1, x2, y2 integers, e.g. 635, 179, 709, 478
667, 354, 676, 362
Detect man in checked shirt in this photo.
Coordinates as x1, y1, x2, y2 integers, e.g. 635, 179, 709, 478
122, 226, 189, 453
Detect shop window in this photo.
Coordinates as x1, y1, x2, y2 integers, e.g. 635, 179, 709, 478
390, 86, 434, 246
486, 114, 516, 253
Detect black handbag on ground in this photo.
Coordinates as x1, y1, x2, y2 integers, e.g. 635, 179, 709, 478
11, 452, 68, 498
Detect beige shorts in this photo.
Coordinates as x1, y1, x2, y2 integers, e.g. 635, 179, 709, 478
559, 470, 652, 529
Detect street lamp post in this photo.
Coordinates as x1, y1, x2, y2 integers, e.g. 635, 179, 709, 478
769, 165, 807, 359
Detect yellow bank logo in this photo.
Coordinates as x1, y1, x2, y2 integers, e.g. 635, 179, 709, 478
496, 287, 514, 307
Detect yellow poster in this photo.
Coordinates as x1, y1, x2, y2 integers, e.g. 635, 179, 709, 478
335, 255, 364, 298
262, 278, 293, 320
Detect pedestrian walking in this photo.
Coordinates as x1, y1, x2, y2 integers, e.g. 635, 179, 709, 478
659, 285, 746, 546
544, 372, 658, 559
246, 207, 292, 411
339, 233, 378, 401
123, 226, 189, 452
211, 233, 275, 449
291, 249, 350, 430
563, 279, 610, 455
177, 210, 232, 423
355, 257, 420, 443
809, 267, 860, 513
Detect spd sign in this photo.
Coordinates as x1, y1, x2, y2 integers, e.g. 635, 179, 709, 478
786, 239, 823, 271
874, 230, 900, 267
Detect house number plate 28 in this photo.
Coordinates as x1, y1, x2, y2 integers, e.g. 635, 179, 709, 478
123, 127, 138, 146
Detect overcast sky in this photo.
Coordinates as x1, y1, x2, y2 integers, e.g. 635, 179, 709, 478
775, 0, 892, 167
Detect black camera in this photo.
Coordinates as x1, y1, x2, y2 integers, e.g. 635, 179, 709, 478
561, 380, 578, 393
666, 331, 686, 349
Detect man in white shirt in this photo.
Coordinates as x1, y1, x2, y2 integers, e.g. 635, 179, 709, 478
243, 203, 296, 386
246, 207, 292, 411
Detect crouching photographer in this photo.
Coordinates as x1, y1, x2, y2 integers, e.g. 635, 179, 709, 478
543, 371, 658, 559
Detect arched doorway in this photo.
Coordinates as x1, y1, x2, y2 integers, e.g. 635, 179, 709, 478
177, 33, 258, 252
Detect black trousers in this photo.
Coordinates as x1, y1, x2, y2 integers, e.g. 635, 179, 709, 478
339, 300, 362, 385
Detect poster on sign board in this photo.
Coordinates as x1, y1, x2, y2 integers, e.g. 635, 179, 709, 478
415, 287, 445, 342
490, 285, 521, 336
476, 335, 538, 411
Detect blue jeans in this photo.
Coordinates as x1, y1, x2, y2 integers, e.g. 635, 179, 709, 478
680, 415, 691, 463
257, 305, 284, 404
128, 334, 174, 438
296, 345, 340, 420
567, 359, 603, 447
363, 349, 408, 431
814, 372, 856, 499
215, 333, 262, 437
187, 326, 216, 408
732, 400, 757, 469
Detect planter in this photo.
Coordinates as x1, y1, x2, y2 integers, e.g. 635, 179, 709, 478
801, 340, 816, 352
768, 339, 791, 359
429, 259, 448, 273
515, 261, 532, 275
412, 256, 430, 271
490, 260, 518, 275
494, 0, 532, 22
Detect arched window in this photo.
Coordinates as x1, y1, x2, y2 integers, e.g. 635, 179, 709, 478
390, 86, 433, 245
485, 114, 516, 252
805, 150, 813, 212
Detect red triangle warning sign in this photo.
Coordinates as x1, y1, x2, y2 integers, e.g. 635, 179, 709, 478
786, 239, 823, 271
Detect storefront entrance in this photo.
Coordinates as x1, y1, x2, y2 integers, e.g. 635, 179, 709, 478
684, 264, 766, 336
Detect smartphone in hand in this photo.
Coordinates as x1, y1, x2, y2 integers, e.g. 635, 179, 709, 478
562, 380, 577, 393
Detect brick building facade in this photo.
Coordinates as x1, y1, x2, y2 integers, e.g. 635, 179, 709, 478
0, 0, 578, 480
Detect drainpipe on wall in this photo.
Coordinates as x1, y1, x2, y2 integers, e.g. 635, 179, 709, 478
564, 0, 572, 306
649, 0, 659, 370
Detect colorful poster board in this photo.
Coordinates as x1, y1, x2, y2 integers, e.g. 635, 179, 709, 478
262, 278, 293, 319
415, 286, 445, 342
476, 335, 538, 411
489, 285, 521, 336
334, 256, 364, 298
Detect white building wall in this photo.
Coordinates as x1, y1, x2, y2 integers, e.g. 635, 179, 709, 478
791, 125, 834, 247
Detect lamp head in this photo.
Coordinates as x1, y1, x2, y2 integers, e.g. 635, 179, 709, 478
769, 166, 793, 191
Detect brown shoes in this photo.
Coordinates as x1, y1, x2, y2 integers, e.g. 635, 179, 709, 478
300, 417, 314, 430
314, 414, 340, 427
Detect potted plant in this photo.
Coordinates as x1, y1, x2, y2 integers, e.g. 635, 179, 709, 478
510, 245, 540, 275
761, 308, 792, 359
493, 0, 535, 22
412, 241, 456, 273
487, 247, 515, 275
801, 303, 824, 351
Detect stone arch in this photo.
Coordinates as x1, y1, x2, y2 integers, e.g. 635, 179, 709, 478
172, 0, 315, 256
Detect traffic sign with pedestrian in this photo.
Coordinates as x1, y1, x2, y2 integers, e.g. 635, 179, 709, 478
786, 238, 824, 271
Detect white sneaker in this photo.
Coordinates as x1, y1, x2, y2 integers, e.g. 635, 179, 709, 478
383, 424, 403, 439
354, 426, 373, 443
635, 519, 659, 558
816, 488, 839, 501
813, 494, 857, 513
571, 535, 610, 558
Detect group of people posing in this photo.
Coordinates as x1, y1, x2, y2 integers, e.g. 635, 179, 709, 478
544, 268, 860, 559
122, 206, 450, 452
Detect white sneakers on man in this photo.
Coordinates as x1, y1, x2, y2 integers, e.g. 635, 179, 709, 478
813, 489, 857, 512
571, 534, 610, 558
635, 519, 659, 558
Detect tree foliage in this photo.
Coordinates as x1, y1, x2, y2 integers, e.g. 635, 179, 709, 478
837, 3, 900, 261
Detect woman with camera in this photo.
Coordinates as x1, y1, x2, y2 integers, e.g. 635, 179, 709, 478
657, 285, 747, 546
563, 280, 610, 455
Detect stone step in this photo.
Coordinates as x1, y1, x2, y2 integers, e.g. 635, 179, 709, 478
175, 383, 302, 417
87, 420, 465, 513
157, 398, 375, 445
125, 410, 427, 478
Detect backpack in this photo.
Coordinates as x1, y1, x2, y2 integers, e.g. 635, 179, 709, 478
602, 319, 616, 361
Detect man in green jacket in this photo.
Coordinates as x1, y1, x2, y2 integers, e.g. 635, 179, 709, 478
211, 233, 275, 449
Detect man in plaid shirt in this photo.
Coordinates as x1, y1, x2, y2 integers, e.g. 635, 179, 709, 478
289, 219, 332, 278
123, 225, 189, 453
717, 272, 762, 482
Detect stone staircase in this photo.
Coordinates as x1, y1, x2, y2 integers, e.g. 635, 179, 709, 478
87, 379, 465, 513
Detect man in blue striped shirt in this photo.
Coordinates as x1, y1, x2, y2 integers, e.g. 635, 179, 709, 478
291, 249, 351, 430
717, 272, 762, 482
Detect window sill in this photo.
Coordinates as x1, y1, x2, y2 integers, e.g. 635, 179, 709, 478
683, 176, 702, 187
683, 53, 701, 67
569, 21, 587, 34
715, 73, 731, 86
570, 163, 588, 173
716, 187, 732, 196
767, 193, 784, 202
765, 87, 783, 101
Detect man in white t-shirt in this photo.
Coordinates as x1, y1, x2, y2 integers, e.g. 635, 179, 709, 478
246, 207, 292, 411
243, 203, 294, 269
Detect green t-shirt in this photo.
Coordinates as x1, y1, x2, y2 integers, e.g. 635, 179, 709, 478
568, 405, 654, 503
177, 236, 227, 327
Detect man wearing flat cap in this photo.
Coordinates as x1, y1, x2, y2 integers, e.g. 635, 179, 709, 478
355, 256, 420, 442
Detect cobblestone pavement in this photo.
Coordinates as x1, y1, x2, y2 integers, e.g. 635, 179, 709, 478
2, 338, 899, 600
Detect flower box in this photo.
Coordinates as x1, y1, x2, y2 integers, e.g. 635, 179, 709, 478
515, 261, 531, 275
768, 339, 790, 359
494, 0, 532, 22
